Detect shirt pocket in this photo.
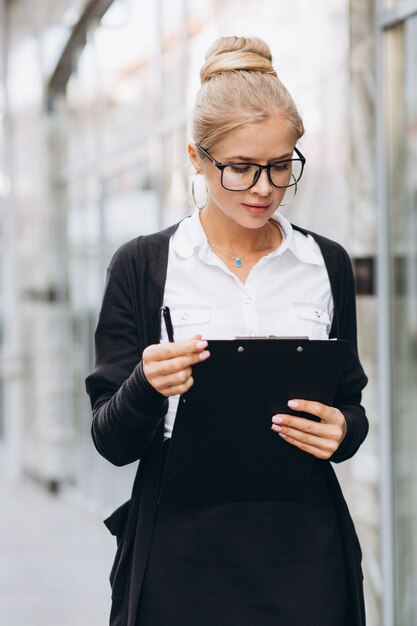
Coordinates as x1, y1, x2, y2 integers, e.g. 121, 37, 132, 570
161, 306, 212, 341
292, 302, 331, 340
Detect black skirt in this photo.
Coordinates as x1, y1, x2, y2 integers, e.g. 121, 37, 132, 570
137, 447, 350, 626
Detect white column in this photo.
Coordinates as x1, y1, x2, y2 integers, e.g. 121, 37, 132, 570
0, 0, 25, 483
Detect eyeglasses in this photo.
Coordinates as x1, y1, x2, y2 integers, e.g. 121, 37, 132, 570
195, 143, 306, 192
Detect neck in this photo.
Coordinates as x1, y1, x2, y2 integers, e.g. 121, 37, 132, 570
199, 204, 273, 254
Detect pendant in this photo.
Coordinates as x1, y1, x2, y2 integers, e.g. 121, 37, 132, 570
235, 258, 243, 268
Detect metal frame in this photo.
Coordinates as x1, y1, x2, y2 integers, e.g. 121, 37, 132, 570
377, 0, 417, 28
375, 14, 395, 624
47, 0, 114, 98
0, 0, 25, 481
376, 1, 417, 624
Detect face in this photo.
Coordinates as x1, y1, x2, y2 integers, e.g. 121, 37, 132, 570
189, 112, 297, 230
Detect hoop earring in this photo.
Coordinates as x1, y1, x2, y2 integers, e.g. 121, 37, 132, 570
279, 176, 298, 207
192, 172, 208, 210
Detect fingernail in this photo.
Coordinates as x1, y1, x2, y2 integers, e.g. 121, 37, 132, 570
271, 424, 282, 432
288, 400, 299, 409
196, 340, 208, 349
279, 433, 288, 439
272, 416, 283, 424
199, 350, 210, 360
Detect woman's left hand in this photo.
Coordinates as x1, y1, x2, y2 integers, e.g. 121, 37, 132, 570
271, 400, 347, 460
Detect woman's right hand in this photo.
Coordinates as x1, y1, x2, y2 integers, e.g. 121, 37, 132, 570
142, 337, 210, 397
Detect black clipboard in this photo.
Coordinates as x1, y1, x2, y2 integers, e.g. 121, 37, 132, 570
159, 338, 349, 504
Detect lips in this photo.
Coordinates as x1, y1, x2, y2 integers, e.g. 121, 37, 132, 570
242, 203, 272, 213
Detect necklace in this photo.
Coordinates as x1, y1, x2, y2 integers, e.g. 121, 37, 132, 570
208, 224, 269, 268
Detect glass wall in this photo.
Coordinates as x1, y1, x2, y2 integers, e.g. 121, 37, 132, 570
383, 9, 417, 625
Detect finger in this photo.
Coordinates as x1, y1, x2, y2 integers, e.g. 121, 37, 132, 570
287, 399, 337, 420
281, 436, 335, 460
152, 367, 193, 390
271, 413, 324, 434
274, 431, 338, 460
272, 413, 343, 442
146, 338, 208, 359
160, 376, 195, 397
272, 424, 340, 455
144, 339, 208, 362
145, 350, 210, 377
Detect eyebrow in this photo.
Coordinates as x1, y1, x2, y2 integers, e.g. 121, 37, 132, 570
227, 153, 293, 162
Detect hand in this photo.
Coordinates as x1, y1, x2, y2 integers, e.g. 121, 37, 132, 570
271, 400, 347, 460
142, 336, 210, 397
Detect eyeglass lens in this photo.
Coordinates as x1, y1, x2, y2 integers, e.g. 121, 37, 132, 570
222, 159, 303, 191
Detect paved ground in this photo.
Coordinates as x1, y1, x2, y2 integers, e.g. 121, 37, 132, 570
0, 471, 115, 626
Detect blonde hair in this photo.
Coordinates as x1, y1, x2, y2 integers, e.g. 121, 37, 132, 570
192, 36, 304, 151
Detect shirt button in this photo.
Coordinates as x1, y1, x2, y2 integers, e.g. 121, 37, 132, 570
245, 298, 251, 305
181, 312, 189, 320
314, 310, 321, 318
249, 331, 256, 337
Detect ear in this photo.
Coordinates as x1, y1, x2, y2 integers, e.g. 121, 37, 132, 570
188, 143, 203, 172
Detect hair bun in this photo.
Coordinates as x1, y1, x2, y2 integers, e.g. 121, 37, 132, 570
200, 36, 277, 83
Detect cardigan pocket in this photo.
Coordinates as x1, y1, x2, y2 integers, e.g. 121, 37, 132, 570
104, 499, 132, 598
104, 499, 131, 540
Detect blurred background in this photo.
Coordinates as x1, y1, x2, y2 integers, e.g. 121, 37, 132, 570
0, 0, 416, 624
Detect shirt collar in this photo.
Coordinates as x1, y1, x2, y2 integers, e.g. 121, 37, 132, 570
171, 210, 207, 258
172, 209, 324, 266
269, 213, 324, 266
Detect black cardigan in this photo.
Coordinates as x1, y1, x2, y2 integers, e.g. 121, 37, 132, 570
85, 222, 368, 626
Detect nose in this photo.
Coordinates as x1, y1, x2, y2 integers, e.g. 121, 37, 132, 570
250, 168, 273, 196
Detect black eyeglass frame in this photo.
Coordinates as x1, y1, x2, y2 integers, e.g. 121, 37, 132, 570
195, 143, 306, 191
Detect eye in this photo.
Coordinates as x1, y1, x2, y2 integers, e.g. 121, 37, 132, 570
228, 164, 252, 174
271, 161, 291, 172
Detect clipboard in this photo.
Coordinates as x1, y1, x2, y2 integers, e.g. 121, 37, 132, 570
159, 338, 349, 504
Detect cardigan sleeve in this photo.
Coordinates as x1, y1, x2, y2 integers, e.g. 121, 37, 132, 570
330, 249, 369, 463
85, 256, 168, 467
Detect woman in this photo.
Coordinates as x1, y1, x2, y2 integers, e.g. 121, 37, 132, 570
86, 36, 368, 626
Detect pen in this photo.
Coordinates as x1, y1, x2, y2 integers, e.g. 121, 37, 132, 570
161, 306, 175, 342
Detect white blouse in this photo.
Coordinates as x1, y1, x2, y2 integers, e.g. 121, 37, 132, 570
161, 210, 334, 439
